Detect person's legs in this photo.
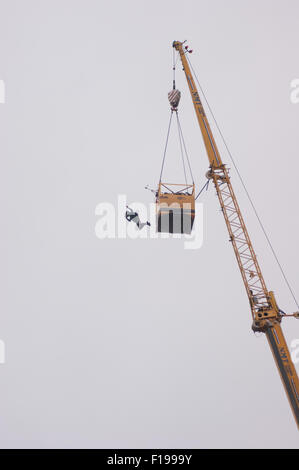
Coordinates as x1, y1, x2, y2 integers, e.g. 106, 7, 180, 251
132, 215, 141, 227
137, 221, 151, 229
126, 212, 150, 230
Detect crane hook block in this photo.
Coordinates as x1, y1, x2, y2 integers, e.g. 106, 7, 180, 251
168, 89, 181, 111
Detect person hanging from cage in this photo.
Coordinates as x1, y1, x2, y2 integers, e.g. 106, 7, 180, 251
125, 205, 151, 230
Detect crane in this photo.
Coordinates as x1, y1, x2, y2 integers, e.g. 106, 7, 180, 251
172, 40, 299, 429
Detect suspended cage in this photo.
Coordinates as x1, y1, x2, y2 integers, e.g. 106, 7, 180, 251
156, 182, 195, 234
156, 87, 196, 234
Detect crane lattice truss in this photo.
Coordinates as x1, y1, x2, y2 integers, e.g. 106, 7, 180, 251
211, 166, 269, 314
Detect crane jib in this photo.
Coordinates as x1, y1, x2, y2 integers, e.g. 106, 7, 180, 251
187, 75, 194, 90
173, 39, 299, 429
192, 92, 206, 116
190, 88, 221, 167
202, 119, 221, 167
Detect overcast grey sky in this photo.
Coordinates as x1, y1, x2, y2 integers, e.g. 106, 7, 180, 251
0, 0, 299, 448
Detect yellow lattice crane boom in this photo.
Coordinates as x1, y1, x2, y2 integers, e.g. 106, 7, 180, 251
173, 40, 299, 428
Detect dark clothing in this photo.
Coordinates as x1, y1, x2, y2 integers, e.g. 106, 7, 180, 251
126, 211, 138, 222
